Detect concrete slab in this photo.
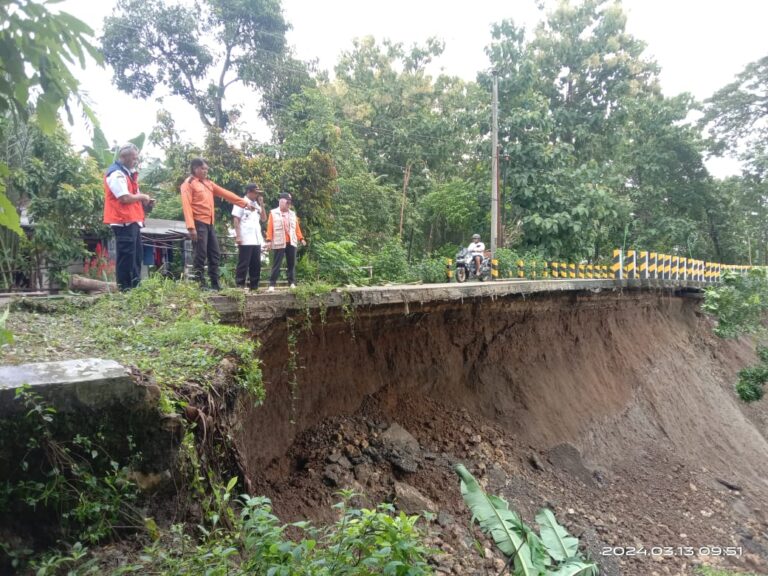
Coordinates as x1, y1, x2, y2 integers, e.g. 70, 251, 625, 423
0, 358, 144, 417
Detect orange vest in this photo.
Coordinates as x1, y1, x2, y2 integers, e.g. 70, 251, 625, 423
270, 207, 298, 249
103, 163, 144, 225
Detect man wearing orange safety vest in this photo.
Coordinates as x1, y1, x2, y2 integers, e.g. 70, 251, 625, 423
180, 157, 252, 290
103, 143, 155, 291
264, 192, 306, 291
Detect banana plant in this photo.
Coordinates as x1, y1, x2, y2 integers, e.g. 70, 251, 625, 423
83, 125, 145, 170
454, 464, 598, 576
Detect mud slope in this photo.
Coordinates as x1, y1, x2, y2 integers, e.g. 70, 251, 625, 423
236, 289, 768, 573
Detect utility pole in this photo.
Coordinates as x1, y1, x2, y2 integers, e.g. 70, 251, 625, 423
490, 70, 499, 257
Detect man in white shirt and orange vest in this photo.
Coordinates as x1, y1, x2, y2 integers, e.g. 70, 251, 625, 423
103, 144, 155, 291
264, 192, 306, 291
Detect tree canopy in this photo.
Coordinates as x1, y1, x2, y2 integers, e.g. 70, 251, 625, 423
0, 0, 98, 236
3, 0, 767, 291
102, 0, 292, 131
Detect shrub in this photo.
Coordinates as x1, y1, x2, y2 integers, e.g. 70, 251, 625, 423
310, 239, 367, 285
414, 257, 447, 284
372, 239, 409, 284
103, 492, 434, 575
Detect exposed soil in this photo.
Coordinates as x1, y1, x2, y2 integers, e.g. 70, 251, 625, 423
239, 289, 768, 575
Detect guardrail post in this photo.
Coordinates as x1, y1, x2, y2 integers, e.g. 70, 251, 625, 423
611, 250, 624, 280
625, 250, 636, 279
445, 258, 453, 281
612, 249, 623, 279
639, 251, 648, 279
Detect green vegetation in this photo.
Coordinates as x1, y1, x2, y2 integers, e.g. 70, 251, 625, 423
0, 387, 141, 571
3, 0, 768, 291
0, 0, 98, 283
4, 277, 263, 405
455, 464, 598, 575
20, 487, 434, 575
114, 491, 433, 575
703, 269, 768, 338
92, 277, 263, 403
697, 567, 761, 576
703, 269, 768, 402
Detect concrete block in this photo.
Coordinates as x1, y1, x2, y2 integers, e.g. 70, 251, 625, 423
0, 358, 144, 417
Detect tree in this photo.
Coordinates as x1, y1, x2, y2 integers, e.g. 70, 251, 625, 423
700, 56, 768, 264
483, 0, 721, 261
0, 0, 99, 236
101, 0, 290, 132
529, 0, 660, 163
701, 55, 768, 177
617, 94, 717, 258
0, 116, 105, 289
419, 178, 488, 252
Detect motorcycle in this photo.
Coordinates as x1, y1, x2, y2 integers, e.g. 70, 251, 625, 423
455, 247, 491, 282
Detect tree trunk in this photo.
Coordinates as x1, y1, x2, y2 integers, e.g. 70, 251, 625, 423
398, 163, 412, 239
69, 275, 117, 294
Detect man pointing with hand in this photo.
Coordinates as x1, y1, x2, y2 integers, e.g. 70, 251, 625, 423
180, 157, 252, 290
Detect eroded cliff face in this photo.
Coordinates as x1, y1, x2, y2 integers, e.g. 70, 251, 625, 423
234, 289, 768, 574
240, 291, 767, 491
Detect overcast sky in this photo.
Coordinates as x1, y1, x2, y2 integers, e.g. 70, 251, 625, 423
57, 0, 768, 177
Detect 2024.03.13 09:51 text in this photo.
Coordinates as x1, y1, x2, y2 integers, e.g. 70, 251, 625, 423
601, 546, 742, 557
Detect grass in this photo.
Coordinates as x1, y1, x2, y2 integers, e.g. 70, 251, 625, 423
1, 276, 263, 404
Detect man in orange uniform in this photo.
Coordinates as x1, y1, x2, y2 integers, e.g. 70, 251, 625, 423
103, 143, 155, 291
180, 157, 252, 290
264, 192, 306, 291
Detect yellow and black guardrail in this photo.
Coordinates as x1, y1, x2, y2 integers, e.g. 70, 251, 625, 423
482, 248, 756, 284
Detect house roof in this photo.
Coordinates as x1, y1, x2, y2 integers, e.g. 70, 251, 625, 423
20, 211, 188, 238
142, 218, 189, 237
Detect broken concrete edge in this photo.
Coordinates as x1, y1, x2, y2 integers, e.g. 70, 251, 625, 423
210, 278, 707, 325
0, 358, 181, 483
0, 358, 147, 417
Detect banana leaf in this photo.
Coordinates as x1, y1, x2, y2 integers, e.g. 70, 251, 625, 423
454, 464, 543, 576
550, 559, 598, 576
535, 508, 578, 562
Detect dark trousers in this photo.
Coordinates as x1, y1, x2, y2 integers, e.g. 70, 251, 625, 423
236, 244, 262, 289
193, 221, 221, 289
269, 244, 297, 286
113, 223, 142, 291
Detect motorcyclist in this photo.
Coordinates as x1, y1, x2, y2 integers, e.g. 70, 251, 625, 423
467, 233, 485, 277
